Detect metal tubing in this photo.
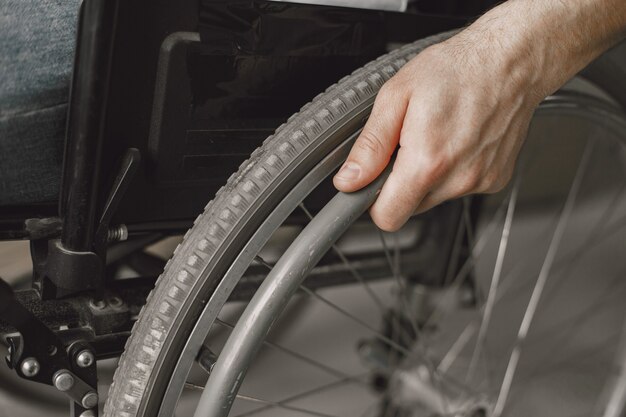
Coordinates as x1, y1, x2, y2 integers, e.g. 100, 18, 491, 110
61, 0, 118, 251
193, 167, 390, 417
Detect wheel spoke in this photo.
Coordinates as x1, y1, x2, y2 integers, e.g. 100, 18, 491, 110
431, 154, 625, 382
437, 322, 478, 374
521, 269, 626, 373
421, 190, 512, 331
528, 299, 626, 375
522, 181, 626, 315
302, 283, 451, 415
438, 265, 526, 376
378, 229, 453, 414
466, 176, 521, 382
462, 197, 476, 249
300, 279, 450, 416
232, 374, 369, 417
443, 205, 469, 286
598, 321, 626, 417
215, 317, 365, 384
299, 203, 388, 314
378, 229, 420, 336
438, 205, 626, 377
236, 394, 342, 417
184, 383, 342, 417
492, 140, 594, 417
254, 256, 411, 360
443, 197, 477, 287
298, 284, 412, 356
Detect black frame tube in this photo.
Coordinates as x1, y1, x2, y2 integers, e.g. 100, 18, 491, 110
60, 0, 118, 251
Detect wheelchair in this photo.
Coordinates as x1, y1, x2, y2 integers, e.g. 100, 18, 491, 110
1, 1, 626, 416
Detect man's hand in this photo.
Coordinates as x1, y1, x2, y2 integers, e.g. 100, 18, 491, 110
333, 0, 626, 232
334, 35, 540, 231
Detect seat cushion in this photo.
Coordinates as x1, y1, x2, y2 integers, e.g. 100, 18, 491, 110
0, 0, 80, 205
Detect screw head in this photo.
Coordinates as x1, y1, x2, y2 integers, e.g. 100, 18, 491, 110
79, 411, 96, 417
20, 358, 40, 377
81, 391, 99, 409
53, 370, 75, 392
197, 346, 217, 374
47, 345, 58, 356
89, 298, 107, 310
108, 296, 124, 308
76, 350, 95, 368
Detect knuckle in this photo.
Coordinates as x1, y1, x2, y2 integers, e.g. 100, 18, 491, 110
377, 81, 394, 97
376, 81, 399, 104
456, 169, 481, 196
467, 168, 483, 190
484, 182, 506, 194
356, 131, 386, 156
373, 213, 402, 232
378, 76, 409, 102
479, 171, 506, 194
422, 156, 451, 186
371, 202, 404, 232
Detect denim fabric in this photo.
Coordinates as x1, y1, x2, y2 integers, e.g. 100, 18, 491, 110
0, 0, 81, 205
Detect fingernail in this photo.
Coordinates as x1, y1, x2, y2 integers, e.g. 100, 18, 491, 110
336, 162, 360, 181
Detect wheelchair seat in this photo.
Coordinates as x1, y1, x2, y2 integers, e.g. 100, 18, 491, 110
0, 0, 80, 206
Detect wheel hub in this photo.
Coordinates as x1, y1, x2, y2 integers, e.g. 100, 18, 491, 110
389, 365, 493, 417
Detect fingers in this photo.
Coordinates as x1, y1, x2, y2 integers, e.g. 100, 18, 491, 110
411, 160, 513, 216
369, 145, 436, 231
333, 83, 409, 193
412, 188, 455, 216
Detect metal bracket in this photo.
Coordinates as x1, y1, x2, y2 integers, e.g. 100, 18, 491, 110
32, 148, 140, 299
0, 279, 99, 416
35, 239, 104, 299
95, 148, 141, 253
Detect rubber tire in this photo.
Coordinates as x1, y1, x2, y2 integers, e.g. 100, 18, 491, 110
104, 31, 626, 417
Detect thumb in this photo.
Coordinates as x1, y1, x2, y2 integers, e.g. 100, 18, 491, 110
333, 84, 408, 192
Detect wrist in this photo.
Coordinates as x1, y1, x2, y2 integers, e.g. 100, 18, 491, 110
444, 5, 547, 105
451, 0, 626, 102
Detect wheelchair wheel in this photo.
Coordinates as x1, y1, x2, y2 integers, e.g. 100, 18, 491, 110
105, 31, 626, 417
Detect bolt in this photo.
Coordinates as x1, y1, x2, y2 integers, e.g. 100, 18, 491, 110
20, 358, 40, 377
107, 224, 128, 242
89, 298, 107, 310
79, 411, 96, 417
76, 350, 95, 368
197, 346, 217, 374
47, 345, 58, 356
108, 296, 124, 308
357, 340, 390, 370
81, 391, 99, 409
53, 370, 74, 392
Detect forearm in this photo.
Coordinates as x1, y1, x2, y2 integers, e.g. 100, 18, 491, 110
452, 0, 626, 99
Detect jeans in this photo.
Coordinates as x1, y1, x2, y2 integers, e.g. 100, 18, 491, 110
0, 0, 81, 205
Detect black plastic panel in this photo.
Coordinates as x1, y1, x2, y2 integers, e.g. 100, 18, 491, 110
99, 0, 469, 226
0, 0, 487, 236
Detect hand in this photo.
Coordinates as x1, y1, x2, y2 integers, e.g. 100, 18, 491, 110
333, 0, 626, 232
333, 34, 541, 231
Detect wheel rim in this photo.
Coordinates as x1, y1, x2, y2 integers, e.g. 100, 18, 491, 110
155, 89, 626, 417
